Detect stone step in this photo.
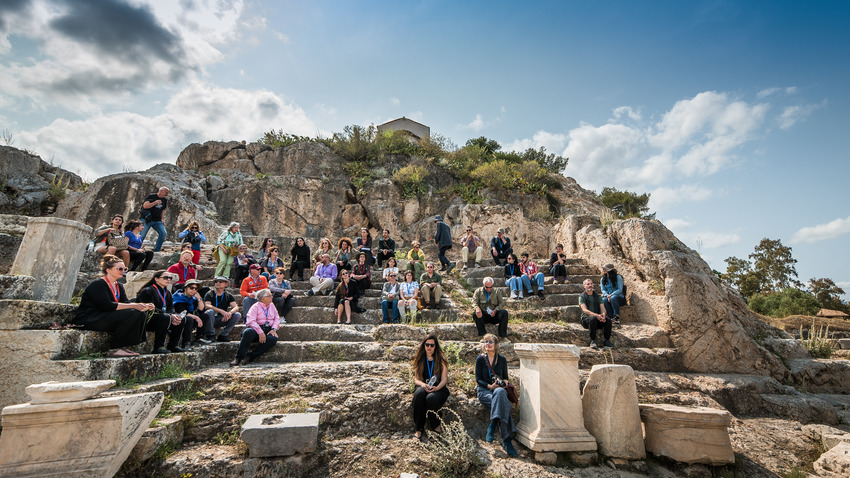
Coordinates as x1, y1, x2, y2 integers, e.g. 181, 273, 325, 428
464, 274, 600, 289
284, 307, 459, 324
296, 295, 453, 309
463, 263, 596, 278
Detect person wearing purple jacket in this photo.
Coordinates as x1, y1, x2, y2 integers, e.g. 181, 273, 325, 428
230, 289, 280, 366
306, 253, 338, 296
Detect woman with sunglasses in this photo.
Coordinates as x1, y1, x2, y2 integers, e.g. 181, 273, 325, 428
411, 334, 449, 441
334, 269, 360, 324
137, 271, 195, 353
398, 270, 420, 324
475, 333, 518, 457
268, 267, 294, 319
260, 246, 285, 279
72, 255, 162, 357
381, 271, 401, 323
178, 220, 206, 264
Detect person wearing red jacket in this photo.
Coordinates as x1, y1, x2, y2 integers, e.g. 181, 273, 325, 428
240, 264, 268, 314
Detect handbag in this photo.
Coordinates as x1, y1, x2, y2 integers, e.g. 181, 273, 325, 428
107, 232, 129, 252
482, 353, 518, 404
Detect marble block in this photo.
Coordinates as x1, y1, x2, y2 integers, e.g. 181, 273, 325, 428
582, 364, 645, 459
241, 413, 320, 457
26, 379, 115, 404
0, 390, 163, 477
10, 217, 92, 303
515, 343, 597, 452
640, 404, 734, 465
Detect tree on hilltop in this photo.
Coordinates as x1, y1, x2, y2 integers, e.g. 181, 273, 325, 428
597, 187, 652, 219
748, 238, 800, 293
809, 277, 849, 313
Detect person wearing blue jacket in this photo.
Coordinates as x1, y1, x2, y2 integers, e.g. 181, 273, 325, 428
600, 263, 625, 324
178, 221, 207, 264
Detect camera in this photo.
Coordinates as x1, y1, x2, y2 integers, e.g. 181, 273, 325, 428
493, 377, 506, 387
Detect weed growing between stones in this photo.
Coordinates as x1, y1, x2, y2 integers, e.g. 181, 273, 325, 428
314, 343, 346, 361
158, 386, 204, 418
800, 321, 835, 358
422, 408, 481, 478
117, 363, 191, 388
152, 440, 180, 460
648, 279, 665, 294
74, 347, 104, 360
211, 429, 241, 446
278, 392, 309, 413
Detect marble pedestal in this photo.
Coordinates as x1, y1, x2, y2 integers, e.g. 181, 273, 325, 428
241, 413, 320, 457
515, 343, 597, 452
10, 217, 92, 303
0, 380, 163, 477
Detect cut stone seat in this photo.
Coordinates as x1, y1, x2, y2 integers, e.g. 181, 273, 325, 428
228, 323, 378, 343
0, 299, 78, 330
297, 295, 453, 309
463, 263, 596, 278
465, 274, 599, 288
491, 283, 583, 295
284, 306, 458, 324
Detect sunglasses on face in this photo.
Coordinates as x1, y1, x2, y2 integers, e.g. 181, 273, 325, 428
484, 340, 494, 345
424, 343, 436, 348
186, 286, 198, 290
115, 267, 127, 271
275, 272, 284, 275
157, 276, 172, 281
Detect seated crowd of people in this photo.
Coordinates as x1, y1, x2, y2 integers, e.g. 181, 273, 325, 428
83, 206, 628, 456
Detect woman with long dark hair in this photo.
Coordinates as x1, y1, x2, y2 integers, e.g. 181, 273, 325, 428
504, 253, 524, 299
289, 237, 311, 281
334, 269, 359, 324
124, 219, 154, 271
258, 237, 275, 259
355, 227, 374, 266
351, 252, 371, 313
72, 255, 162, 357
600, 263, 625, 324
411, 334, 450, 441
136, 270, 194, 353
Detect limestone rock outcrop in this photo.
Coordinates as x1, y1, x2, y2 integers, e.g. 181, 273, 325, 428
0, 146, 82, 212
556, 215, 791, 380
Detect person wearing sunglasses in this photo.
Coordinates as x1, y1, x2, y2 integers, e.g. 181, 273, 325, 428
136, 271, 194, 354
411, 334, 449, 441
178, 220, 206, 264
172, 279, 208, 349
268, 267, 294, 319
381, 271, 401, 324
72, 255, 161, 358
472, 277, 509, 338
475, 334, 517, 457
460, 226, 483, 269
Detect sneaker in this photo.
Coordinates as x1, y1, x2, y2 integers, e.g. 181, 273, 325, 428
612, 315, 621, 324
153, 347, 170, 354
446, 263, 455, 274
518, 292, 524, 299
306, 289, 314, 297
510, 291, 518, 299
474, 262, 481, 268
589, 341, 598, 349
462, 264, 468, 270
168, 346, 186, 353
537, 290, 545, 299
603, 340, 614, 349
216, 335, 230, 343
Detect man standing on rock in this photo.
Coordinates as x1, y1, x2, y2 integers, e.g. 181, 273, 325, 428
140, 187, 170, 252
433, 215, 454, 274
472, 277, 509, 338
490, 228, 513, 266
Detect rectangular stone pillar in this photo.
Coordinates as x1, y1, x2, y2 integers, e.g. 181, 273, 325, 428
11, 217, 92, 303
515, 343, 597, 452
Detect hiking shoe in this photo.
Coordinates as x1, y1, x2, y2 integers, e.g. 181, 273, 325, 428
474, 262, 481, 268
518, 292, 524, 299
603, 340, 614, 349
485, 421, 496, 442
153, 347, 170, 355
168, 346, 186, 353
196, 337, 213, 345
537, 290, 545, 299
462, 264, 468, 270
216, 335, 230, 343
306, 289, 314, 297
589, 341, 598, 349
446, 263, 455, 274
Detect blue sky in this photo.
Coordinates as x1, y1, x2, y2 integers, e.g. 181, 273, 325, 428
1, 0, 848, 296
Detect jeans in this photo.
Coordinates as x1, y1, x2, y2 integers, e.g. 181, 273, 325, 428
550, 263, 567, 279
203, 309, 241, 339
477, 386, 515, 443
521, 273, 545, 292
140, 220, 167, 252
603, 294, 626, 317
381, 299, 400, 323
236, 325, 277, 360
505, 277, 522, 292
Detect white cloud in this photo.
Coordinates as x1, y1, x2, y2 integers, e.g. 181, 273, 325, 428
273, 31, 290, 43
390, 97, 400, 105
503, 130, 567, 154
16, 81, 316, 178
791, 215, 850, 244
664, 218, 691, 231
0, 0, 247, 111
465, 113, 485, 132
836, 281, 850, 291
649, 184, 712, 209
612, 106, 641, 121
757, 86, 798, 98
778, 103, 822, 130
694, 232, 741, 249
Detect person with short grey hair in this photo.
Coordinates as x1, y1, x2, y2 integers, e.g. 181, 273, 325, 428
472, 277, 509, 337
307, 253, 337, 296
231, 288, 279, 366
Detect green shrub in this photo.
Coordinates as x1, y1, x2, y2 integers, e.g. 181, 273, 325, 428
261, 129, 316, 148
747, 288, 821, 318
47, 173, 70, 203
392, 165, 429, 198
470, 160, 514, 190
422, 408, 481, 477
800, 321, 835, 358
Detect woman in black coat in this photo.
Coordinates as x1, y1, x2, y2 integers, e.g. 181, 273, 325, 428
73, 254, 163, 357
136, 270, 193, 354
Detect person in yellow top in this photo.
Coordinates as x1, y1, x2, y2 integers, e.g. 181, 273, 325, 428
406, 241, 426, 280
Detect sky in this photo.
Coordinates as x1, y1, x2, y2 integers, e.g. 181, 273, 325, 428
1, 0, 849, 296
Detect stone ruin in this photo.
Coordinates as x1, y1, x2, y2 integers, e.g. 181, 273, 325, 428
0, 141, 849, 476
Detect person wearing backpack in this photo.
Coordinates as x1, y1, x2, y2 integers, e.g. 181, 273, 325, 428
600, 264, 626, 325
579, 278, 612, 349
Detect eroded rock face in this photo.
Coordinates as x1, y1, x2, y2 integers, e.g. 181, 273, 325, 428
0, 146, 82, 212
556, 215, 790, 379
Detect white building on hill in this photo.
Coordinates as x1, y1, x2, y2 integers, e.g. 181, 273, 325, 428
377, 117, 430, 142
